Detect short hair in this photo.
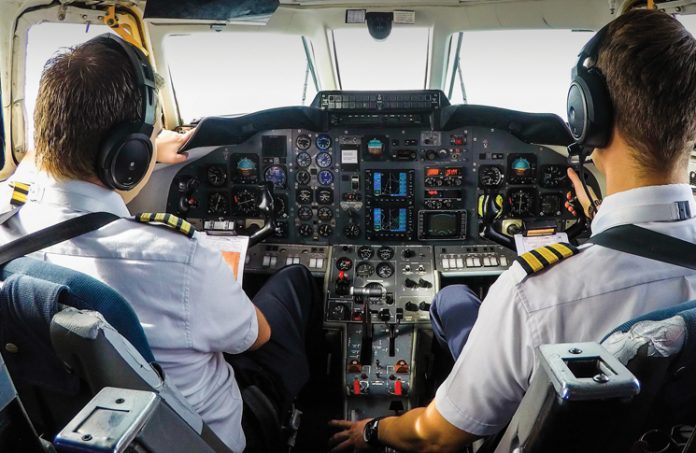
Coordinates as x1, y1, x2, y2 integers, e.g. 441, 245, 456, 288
33, 39, 142, 180
597, 9, 696, 174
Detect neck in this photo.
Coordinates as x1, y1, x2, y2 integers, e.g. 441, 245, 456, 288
603, 160, 687, 196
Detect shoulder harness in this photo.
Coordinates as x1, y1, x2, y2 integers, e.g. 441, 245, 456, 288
515, 242, 579, 276
134, 212, 196, 238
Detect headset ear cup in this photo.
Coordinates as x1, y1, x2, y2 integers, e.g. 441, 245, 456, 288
567, 70, 613, 151
98, 122, 153, 190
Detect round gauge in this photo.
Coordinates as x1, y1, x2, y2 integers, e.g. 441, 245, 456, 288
478, 166, 504, 188
296, 170, 311, 185
296, 188, 313, 204
358, 246, 374, 260
207, 192, 229, 216
336, 256, 353, 271
264, 165, 287, 188
296, 152, 312, 168
540, 193, 562, 216
315, 152, 333, 168
344, 223, 360, 239
376, 262, 394, 279
356, 262, 375, 277
540, 165, 567, 188
316, 189, 333, 205
509, 189, 535, 217
236, 157, 257, 179
298, 224, 314, 237
298, 206, 313, 220
317, 207, 333, 221
511, 157, 531, 176
273, 195, 287, 217
207, 165, 227, 187
233, 189, 257, 215
296, 134, 311, 151
318, 170, 334, 186
318, 224, 333, 237
316, 134, 332, 151
377, 246, 394, 261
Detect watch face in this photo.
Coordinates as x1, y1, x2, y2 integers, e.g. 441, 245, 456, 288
363, 417, 381, 446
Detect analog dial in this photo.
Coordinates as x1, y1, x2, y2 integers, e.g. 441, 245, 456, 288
356, 262, 375, 277
318, 224, 334, 237
264, 165, 287, 188
316, 134, 332, 151
298, 224, 314, 237
296, 134, 311, 151
316, 152, 333, 168
358, 246, 374, 260
316, 188, 333, 205
318, 170, 334, 186
296, 170, 311, 185
540, 165, 568, 188
377, 246, 394, 261
336, 256, 353, 271
207, 165, 227, 187
540, 193, 562, 216
296, 152, 312, 168
509, 189, 535, 217
232, 189, 258, 215
317, 207, 333, 221
298, 206, 313, 220
478, 166, 504, 188
376, 262, 394, 279
296, 188, 313, 204
273, 195, 287, 217
207, 192, 229, 216
344, 223, 360, 239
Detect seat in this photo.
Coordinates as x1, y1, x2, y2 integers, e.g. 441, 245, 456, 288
487, 300, 696, 453
0, 257, 229, 451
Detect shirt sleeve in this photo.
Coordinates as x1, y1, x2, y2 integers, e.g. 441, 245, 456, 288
434, 270, 536, 436
186, 238, 258, 354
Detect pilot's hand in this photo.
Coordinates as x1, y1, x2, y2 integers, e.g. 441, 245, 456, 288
565, 167, 600, 219
328, 419, 378, 452
155, 129, 194, 164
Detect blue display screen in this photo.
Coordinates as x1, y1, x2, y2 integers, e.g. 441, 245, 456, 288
373, 171, 408, 197
373, 208, 408, 233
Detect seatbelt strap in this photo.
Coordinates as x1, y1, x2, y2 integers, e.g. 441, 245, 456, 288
588, 224, 696, 270
0, 212, 120, 267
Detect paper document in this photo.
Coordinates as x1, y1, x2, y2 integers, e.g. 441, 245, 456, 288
200, 234, 249, 285
514, 232, 569, 255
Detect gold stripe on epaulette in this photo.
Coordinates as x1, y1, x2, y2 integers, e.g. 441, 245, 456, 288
515, 242, 579, 276
9, 181, 31, 207
134, 212, 195, 238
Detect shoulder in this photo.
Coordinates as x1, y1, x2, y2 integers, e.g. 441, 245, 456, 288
131, 212, 197, 239
511, 242, 582, 284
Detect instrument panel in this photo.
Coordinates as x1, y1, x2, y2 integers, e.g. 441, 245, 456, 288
167, 127, 577, 247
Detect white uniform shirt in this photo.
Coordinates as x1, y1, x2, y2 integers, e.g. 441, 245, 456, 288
435, 184, 696, 440
0, 163, 257, 453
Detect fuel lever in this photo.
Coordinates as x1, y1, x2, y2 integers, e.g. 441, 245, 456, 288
351, 285, 386, 365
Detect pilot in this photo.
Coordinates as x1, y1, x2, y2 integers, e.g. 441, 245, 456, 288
330, 9, 696, 453
0, 35, 319, 452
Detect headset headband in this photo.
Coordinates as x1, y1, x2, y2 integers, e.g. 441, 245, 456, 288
89, 34, 157, 136
573, 24, 609, 79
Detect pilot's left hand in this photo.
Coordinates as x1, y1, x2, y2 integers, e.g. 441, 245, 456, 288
328, 419, 378, 452
155, 129, 194, 164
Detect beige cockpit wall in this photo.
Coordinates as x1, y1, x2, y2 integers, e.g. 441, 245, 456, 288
1, 0, 695, 182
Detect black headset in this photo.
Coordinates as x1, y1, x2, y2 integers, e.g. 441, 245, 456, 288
566, 24, 614, 158
89, 33, 157, 191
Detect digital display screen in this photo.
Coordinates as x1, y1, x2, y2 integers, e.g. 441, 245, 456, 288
373, 208, 409, 233
373, 171, 409, 197
425, 212, 459, 238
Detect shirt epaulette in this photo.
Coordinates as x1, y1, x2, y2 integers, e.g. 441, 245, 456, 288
9, 181, 30, 207
134, 212, 195, 238
514, 242, 579, 276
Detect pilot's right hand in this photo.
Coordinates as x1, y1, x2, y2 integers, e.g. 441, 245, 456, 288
565, 167, 600, 219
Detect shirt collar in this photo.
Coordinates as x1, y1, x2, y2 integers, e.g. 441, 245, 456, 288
591, 184, 696, 236
28, 171, 131, 217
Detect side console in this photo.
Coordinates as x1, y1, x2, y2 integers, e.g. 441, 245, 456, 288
324, 244, 437, 419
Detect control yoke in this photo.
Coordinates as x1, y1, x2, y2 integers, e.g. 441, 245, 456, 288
247, 183, 276, 247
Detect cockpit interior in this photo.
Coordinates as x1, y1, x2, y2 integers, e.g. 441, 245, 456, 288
1, 1, 696, 452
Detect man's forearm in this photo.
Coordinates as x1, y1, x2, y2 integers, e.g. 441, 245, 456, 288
378, 405, 473, 453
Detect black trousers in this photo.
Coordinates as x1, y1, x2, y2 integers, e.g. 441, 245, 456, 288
229, 264, 320, 413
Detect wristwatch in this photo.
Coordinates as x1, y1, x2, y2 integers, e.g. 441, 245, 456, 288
363, 417, 385, 447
